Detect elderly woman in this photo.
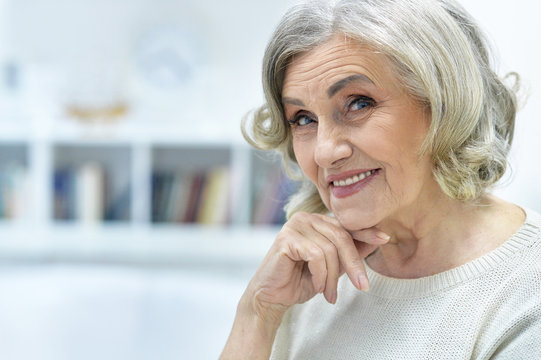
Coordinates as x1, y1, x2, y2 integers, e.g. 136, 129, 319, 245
221, 0, 541, 358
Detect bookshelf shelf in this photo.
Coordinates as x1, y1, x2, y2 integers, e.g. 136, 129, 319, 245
0, 223, 279, 265
0, 113, 294, 262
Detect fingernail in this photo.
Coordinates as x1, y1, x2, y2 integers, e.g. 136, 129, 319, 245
331, 291, 337, 304
358, 273, 370, 292
376, 231, 391, 241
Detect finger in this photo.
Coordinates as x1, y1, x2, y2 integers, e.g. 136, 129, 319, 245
349, 227, 391, 245
354, 240, 380, 259
348, 229, 388, 291
307, 230, 341, 304
288, 213, 341, 302
288, 240, 327, 295
353, 241, 380, 291
311, 215, 367, 292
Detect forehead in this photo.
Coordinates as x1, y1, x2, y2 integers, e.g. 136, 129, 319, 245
282, 35, 398, 96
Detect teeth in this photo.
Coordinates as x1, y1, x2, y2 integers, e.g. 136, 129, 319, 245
332, 170, 375, 187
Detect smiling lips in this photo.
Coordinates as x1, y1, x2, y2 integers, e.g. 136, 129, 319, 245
327, 169, 380, 198
331, 169, 376, 187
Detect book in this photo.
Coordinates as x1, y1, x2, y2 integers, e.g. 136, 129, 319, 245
54, 163, 130, 222
0, 163, 28, 219
197, 167, 231, 225
53, 168, 77, 220
183, 171, 206, 223
168, 171, 192, 223
76, 162, 105, 224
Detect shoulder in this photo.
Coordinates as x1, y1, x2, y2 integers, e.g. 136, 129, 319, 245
489, 207, 541, 307
473, 207, 541, 358
474, 291, 541, 359
511, 207, 541, 272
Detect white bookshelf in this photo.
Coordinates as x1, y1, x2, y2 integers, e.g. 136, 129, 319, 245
0, 109, 288, 264
0, 0, 305, 265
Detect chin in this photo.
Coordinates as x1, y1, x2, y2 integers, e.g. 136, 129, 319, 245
333, 208, 381, 232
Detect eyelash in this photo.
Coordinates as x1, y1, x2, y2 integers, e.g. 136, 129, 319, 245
287, 113, 314, 127
287, 95, 376, 126
347, 95, 376, 112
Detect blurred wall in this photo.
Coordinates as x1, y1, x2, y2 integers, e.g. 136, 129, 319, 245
0, 0, 539, 206
466, 1, 541, 210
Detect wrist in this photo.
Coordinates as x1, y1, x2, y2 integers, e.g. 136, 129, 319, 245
220, 292, 286, 360
238, 289, 287, 332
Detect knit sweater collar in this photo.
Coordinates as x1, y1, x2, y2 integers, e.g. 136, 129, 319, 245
364, 207, 541, 299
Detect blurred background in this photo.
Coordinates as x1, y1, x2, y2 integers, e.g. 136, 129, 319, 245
0, 0, 539, 359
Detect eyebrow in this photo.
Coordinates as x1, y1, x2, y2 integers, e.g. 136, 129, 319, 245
282, 74, 374, 107
327, 74, 374, 98
282, 97, 305, 106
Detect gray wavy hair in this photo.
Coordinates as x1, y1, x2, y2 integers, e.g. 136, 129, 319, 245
242, 0, 519, 218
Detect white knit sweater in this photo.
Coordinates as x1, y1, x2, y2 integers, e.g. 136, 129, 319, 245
271, 208, 541, 359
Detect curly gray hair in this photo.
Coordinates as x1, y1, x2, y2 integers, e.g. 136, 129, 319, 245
242, 0, 518, 218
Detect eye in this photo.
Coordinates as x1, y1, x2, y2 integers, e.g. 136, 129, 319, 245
348, 96, 375, 111
288, 113, 316, 127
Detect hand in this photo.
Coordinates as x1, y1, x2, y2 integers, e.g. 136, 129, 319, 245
242, 212, 391, 321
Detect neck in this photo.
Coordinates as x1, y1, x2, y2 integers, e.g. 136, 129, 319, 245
367, 191, 525, 279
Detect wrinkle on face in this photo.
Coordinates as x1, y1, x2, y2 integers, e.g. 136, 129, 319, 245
282, 34, 435, 232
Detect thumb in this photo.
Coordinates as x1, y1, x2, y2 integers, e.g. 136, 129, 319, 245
354, 241, 379, 260
349, 227, 391, 246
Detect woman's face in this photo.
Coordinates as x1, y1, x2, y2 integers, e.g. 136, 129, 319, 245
282, 36, 435, 231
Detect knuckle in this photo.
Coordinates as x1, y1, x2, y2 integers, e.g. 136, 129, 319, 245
320, 240, 338, 256
275, 228, 300, 250
331, 227, 351, 244
306, 246, 324, 261
311, 213, 327, 221
279, 218, 304, 236
327, 216, 342, 227
315, 213, 341, 227
279, 224, 295, 236
272, 236, 289, 254
275, 230, 290, 245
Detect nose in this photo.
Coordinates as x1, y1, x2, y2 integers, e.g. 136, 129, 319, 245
314, 119, 352, 168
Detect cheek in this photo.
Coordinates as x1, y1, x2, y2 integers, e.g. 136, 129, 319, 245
355, 120, 429, 195
360, 114, 426, 169
293, 138, 318, 183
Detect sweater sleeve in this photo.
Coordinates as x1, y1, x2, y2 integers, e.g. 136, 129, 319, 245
488, 304, 541, 360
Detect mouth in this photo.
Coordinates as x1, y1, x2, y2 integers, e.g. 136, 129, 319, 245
330, 169, 378, 187
327, 168, 381, 199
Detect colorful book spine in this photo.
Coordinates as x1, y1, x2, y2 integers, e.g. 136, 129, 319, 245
54, 163, 129, 222
151, 167, 232, 225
